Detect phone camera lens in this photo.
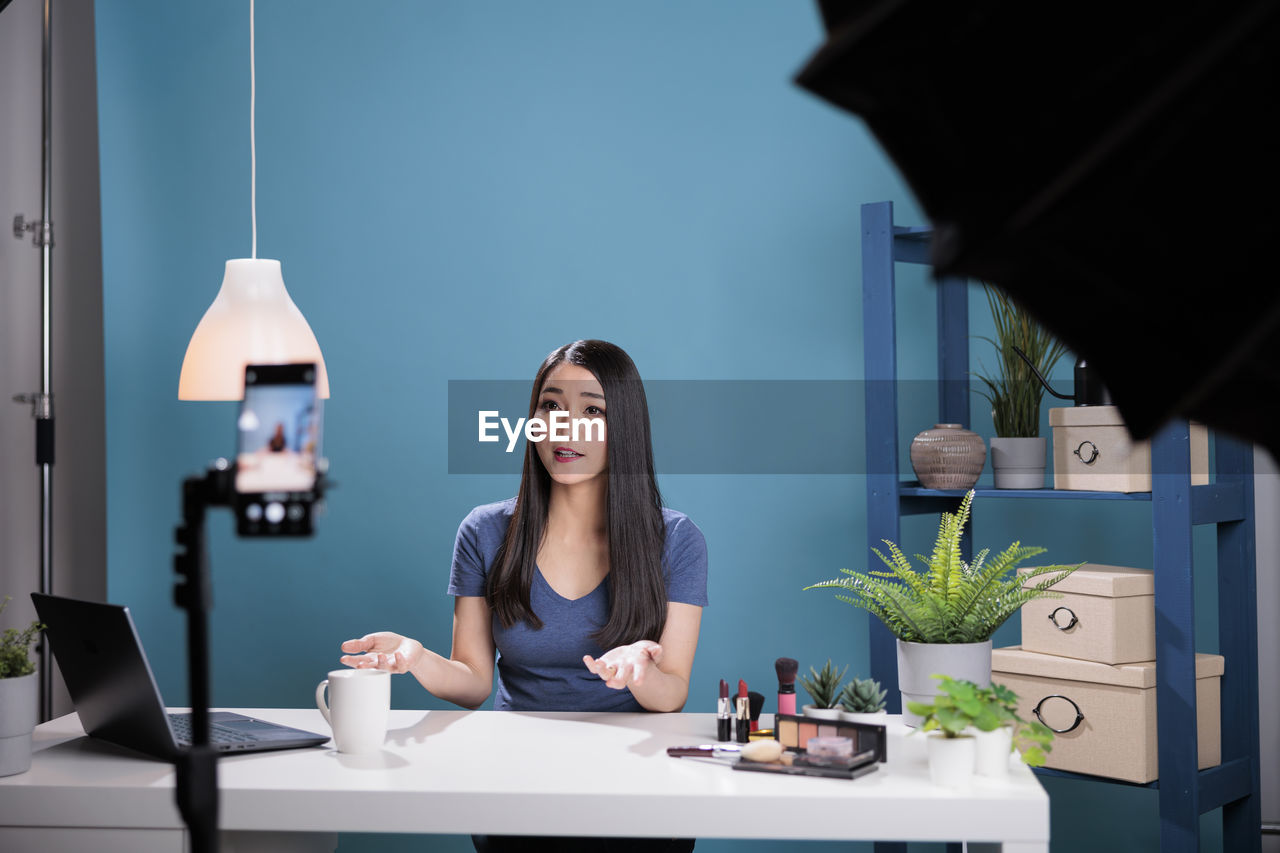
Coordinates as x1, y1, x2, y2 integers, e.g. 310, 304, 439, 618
245, 503, 263, 522
265, 502, 286, 524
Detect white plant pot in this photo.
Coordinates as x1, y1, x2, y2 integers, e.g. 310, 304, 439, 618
972, 725, 1014, 778
801, 704, 843, 720
839, 708, 888, 724
0, 671, 39, 777
926, 733, 976, 788
990, 436, 1047, 489
896, 639, 992, 727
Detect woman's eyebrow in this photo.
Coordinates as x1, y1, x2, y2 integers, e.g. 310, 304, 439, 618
541, 385, 604, 400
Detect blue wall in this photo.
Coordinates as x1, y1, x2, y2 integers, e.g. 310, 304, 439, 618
95, 3, 1219, 852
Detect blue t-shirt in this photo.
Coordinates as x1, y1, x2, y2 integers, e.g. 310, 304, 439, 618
447, 498, 709, 712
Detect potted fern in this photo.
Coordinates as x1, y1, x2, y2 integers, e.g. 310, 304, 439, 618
805, 490, 1080, 726
798, 659, 847, 720
838, 676, 887, 723
973, 282, 1067, 489
0, 596, 45, 777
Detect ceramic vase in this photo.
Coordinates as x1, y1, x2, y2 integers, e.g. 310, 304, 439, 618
910, 424, 986, 490
990, 436, 1047, 489
801, 705, 843, 721
972, 725, 1014, 778
926, 733, 976, 788
896, 639, 992, 728
0, 671, 38, 777
839, 708, 888, 724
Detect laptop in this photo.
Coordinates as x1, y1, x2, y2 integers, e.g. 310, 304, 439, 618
31, 593, 330, 760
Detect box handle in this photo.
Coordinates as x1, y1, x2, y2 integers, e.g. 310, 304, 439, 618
1074, 440, 1100, 465
1033, 694, 1085, 733
1048, 606, 1078, 631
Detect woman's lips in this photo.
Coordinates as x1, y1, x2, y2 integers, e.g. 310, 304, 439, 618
552, 446, 584, 463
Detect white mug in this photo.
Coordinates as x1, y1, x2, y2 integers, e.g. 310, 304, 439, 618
315, 669, 391, 754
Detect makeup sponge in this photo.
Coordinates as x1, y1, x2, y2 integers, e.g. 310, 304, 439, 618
740, 739, 784, 763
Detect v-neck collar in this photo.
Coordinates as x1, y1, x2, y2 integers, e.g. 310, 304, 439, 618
534, 565, 608, 603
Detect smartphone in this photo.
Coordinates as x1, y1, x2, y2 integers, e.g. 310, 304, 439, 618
233, 363, 323, 536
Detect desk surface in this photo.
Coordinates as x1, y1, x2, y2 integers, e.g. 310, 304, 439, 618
0, 709, 1048, 845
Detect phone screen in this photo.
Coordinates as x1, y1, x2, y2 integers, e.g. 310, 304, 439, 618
234, 363, 322, 535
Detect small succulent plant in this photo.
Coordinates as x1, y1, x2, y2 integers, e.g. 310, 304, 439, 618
839, 676, 887, 713
798, 659, 848, 710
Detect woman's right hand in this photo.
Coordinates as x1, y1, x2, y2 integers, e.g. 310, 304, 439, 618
339, 632, 424, 674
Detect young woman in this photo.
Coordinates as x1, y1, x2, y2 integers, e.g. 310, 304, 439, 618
340, 340, 707, 851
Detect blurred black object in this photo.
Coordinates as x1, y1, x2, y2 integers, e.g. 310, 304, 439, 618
796, 1, 1280, 456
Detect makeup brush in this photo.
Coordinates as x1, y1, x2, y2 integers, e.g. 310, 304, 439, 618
747, 691, 764, 732
775, 657, 798, 716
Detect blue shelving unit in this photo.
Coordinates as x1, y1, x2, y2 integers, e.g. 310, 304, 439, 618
861, 201, 1261, 852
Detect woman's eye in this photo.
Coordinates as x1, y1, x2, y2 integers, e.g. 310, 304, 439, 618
540, 400, 561, 411
585, 405, 605, 417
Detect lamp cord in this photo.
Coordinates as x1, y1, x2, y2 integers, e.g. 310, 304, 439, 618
250, 0, 257, 259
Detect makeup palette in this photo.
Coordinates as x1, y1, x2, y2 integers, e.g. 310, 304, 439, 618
773, 714, 887, 764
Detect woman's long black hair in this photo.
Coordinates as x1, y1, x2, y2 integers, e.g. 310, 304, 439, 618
486, 340, 668, 649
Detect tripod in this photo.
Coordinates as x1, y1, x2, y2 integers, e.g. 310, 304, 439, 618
171, 459, 325, 852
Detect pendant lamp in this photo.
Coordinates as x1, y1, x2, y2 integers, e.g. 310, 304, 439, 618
178, 0, 328, 401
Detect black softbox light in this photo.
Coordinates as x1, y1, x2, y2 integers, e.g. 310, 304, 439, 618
796, 1, 1280, 456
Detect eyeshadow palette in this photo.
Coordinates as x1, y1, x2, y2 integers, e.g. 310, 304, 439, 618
772, 713, 887, 764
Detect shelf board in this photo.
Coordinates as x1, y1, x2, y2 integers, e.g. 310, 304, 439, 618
899, 483, 1152, 504
1032, 766, 1156, 788
897, 482, 1247, 524
892, 225, 933, 240
1032, 758, 1252, 813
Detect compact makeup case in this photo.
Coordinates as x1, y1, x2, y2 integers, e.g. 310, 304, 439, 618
991, 646, 1223, 784
773, 713, 887, 765
1019, 563, 1155, 665
1049, 406, 1208, 493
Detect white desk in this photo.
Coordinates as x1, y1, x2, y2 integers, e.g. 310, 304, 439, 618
0, 709, 1048, 852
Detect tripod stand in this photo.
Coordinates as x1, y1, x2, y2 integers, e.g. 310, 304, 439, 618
171, 459, 325, 852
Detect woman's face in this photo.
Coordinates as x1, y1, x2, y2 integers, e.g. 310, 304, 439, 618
532, 362, 608, 486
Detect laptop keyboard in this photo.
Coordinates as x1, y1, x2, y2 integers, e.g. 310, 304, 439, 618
168, 714, 258, 746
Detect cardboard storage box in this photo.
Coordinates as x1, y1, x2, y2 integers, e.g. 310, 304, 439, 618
1050, 406, 1208, 492
1020, 564, 1155, 664
992, 646, 1223, 784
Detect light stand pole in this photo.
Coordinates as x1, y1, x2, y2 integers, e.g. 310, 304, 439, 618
10, 0, 57, 724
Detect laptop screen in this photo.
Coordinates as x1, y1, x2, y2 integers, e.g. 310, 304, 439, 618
31, 593, 179, 760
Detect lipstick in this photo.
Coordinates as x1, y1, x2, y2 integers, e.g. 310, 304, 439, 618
717, 679, 731, 742
775, 657, 798, 717
736, 679, 750, 744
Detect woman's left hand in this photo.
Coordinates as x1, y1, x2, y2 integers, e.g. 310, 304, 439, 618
583, 641, 664, 690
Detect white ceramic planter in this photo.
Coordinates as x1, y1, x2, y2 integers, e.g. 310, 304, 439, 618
801, 705, 843, 720
926, 733, 976, 788
972, 725, 1014, 778
839, 709, 888, 724
990, 436, 1047, 489
896, 639, 993, 727
0, 670, 39, 777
